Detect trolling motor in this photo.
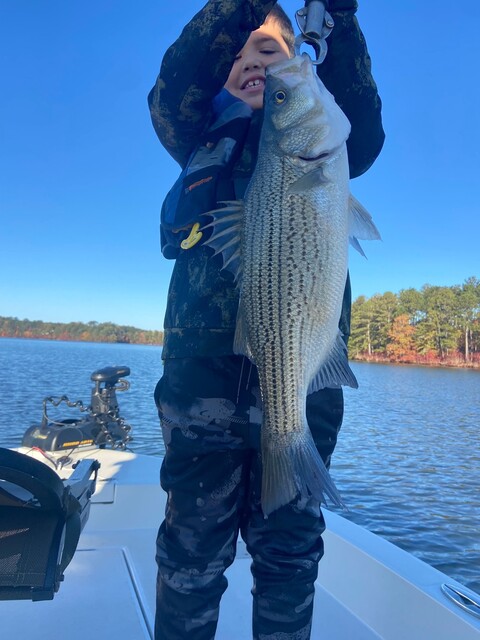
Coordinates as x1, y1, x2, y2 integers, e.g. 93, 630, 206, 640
295, 0, 334, 64
21, 365, 133, 453
0, 366, 133, 600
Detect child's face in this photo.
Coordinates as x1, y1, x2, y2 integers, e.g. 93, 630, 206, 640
224, 20, 291, 110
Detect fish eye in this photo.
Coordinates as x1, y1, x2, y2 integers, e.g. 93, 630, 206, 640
274, 90, 287, 104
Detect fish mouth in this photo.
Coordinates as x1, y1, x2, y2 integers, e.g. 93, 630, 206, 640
241, 76, 265, 91
297, 152, 330, 162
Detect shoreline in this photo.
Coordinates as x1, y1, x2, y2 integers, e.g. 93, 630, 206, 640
0, 335, 163, 347
352, 354, 480, 370
3, 336, 479, 370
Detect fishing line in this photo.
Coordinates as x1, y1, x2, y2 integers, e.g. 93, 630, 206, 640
236, 356, 246, 404
245, 360, 253, 391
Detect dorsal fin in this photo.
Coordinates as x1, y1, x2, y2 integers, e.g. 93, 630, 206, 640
201, 201, 244, 283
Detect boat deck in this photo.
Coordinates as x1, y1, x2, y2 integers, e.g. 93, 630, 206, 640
2, 448, 479, 639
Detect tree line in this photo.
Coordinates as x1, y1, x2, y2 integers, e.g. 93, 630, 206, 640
349, 277, 480, 367
2, 276, 480, 367
0, 317, 163, 346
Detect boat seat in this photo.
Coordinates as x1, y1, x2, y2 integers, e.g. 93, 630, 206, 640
0, 448, 99, 601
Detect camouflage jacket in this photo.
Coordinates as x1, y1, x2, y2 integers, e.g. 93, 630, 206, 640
148, 0, 385, 359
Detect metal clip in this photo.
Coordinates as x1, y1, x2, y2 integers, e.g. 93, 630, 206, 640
294, 1, 334, 65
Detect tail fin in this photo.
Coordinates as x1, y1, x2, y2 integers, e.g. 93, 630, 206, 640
261, 431, 344, 517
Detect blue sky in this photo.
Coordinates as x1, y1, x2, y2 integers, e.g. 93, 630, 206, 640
1, 1, 479, 331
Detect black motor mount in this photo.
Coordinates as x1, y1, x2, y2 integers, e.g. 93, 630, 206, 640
21, 366, 132, 452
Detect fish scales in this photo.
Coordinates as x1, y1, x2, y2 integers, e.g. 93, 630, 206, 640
244, 152, 347, 436
204, 55, 380, 515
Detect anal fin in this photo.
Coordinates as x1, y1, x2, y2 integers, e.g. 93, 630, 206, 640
308, 331, 358, 394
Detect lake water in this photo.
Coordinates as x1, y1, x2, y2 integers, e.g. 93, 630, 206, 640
0, 337, 479, 595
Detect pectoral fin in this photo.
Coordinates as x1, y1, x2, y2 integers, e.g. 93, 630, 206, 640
348, 194, 381, 258
287, 167, 327, 194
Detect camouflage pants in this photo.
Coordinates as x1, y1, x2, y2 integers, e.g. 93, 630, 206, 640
154, 356, 344, 640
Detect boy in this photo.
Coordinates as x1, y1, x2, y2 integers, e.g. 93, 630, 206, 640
148, 2, 384, 638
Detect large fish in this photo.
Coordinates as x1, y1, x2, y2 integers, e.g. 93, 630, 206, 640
205, 55, 380, 516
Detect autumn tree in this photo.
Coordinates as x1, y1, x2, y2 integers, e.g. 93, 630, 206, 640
0, 317, 163, 345
386, 314, 416, 362
369, 292, 399, 353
